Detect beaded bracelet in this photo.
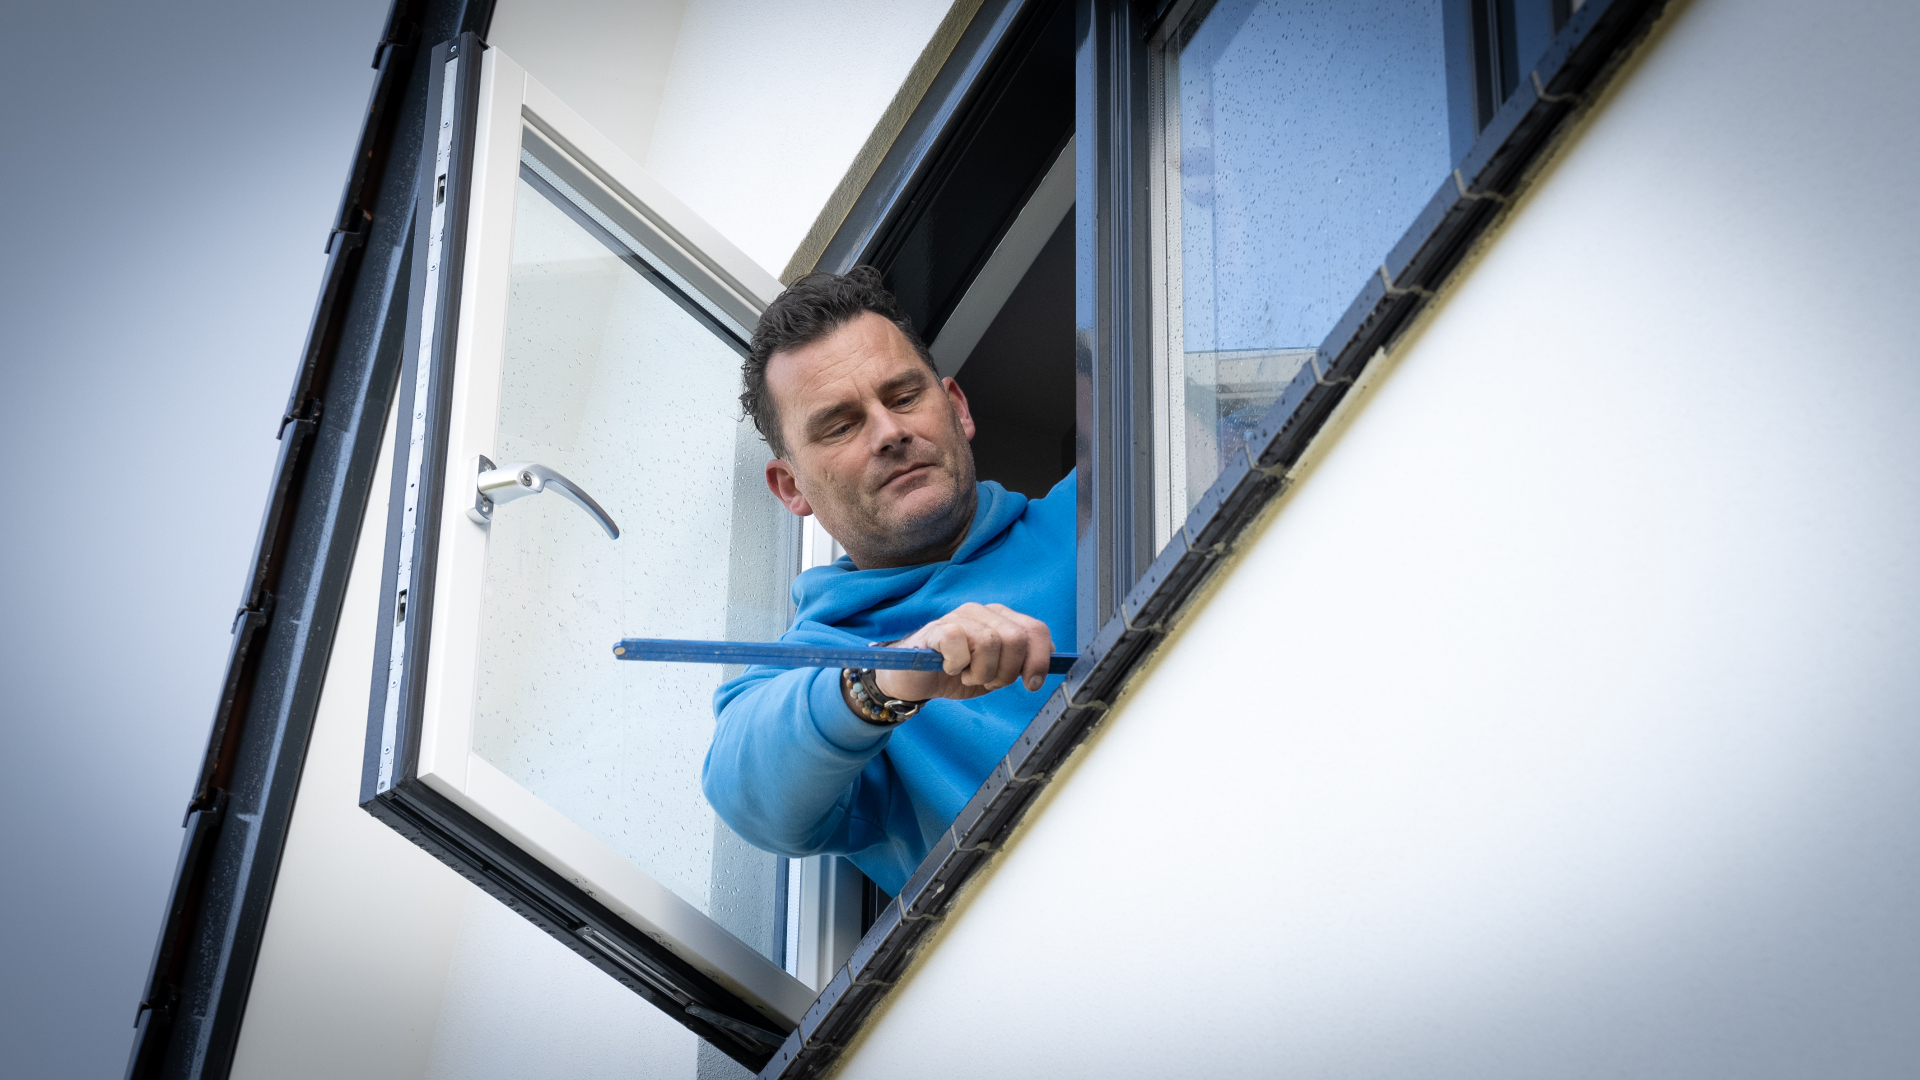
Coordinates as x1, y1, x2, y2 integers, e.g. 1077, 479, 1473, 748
841, 666, 925, 725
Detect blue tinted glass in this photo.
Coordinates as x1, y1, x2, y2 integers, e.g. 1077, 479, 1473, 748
1173, 0, 1453, 506
1179, 0, 1451, 353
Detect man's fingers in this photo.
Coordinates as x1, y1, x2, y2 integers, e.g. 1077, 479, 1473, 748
1021, 624, 1049, 691
1000, 613, 1036, 689
987, 604, 1053, 692
971, 606, 1033, 690
928, 622, 973, 677
960, 611, 1006, 687
893, 604, 1056, 700
931, 604, 1011, 689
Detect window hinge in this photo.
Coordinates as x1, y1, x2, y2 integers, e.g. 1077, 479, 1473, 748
1378, 264, 1434, 299
1308, 351, 1353, 387
278, 399, 323, 441
370, 16, 419, 69
324, 217, 369, 256
1239, 442, 1289, 481
230, 591, 274, 636
1532, 70, 1580, 104
180, 786, 229, 833
1450, 168, 1507, 203
684, 1003, 786, 1053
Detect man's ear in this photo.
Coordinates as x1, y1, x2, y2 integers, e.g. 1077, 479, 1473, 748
765, 458, 814, 517
942, 377, 977, 441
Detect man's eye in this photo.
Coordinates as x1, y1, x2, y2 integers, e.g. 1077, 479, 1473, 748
892, 392, 919, 409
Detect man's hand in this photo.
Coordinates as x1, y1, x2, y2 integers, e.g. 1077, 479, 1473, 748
872, 603, 1054, 703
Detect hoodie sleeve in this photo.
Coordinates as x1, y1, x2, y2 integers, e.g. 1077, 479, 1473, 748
701, 641, 902, 858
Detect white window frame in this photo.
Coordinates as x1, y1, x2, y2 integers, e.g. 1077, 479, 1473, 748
373, 42, 815, 1033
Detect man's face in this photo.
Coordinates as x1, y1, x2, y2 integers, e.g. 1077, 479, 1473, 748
763, 312, 978, 568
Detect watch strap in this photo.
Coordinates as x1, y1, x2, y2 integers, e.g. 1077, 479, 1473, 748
842, 666, 925, 725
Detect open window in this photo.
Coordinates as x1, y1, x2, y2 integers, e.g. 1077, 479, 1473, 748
931, 138, 1076, 499
782, 0, 1078, 974
809, 0, 1077, 595
361, 1, 1083, 1061
360, 34, 813, 1069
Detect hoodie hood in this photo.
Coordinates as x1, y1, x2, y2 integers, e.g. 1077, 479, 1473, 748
790, 480, 1030, 629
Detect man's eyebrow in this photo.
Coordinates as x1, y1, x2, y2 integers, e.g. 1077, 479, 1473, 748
874, 369, 934, 398
800, 370, 934, 438
801, 396, 861, 439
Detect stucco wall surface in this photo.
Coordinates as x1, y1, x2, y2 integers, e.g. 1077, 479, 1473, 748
831, 0, 1920, 1076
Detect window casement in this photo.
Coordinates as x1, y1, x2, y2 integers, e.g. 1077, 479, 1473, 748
360, 34, 813, 1070
360, 1, 1079, 1068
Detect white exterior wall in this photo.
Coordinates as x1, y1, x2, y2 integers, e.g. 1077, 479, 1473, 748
833, 0, 1920, 1076
230, 4, 950, 1076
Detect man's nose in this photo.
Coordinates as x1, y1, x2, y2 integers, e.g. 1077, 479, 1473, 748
866, 403, 911, 453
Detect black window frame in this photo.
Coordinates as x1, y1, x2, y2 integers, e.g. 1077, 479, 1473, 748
125, 4, 497, 1079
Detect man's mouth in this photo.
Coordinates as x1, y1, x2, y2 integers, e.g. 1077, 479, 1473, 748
879, 462, 935, 492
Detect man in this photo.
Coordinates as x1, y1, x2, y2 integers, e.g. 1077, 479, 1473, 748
702, 267, 1075, 896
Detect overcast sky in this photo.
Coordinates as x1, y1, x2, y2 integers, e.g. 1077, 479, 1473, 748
0, 1, 390, 1074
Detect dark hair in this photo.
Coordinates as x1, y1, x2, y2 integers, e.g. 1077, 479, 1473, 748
741, 266, 936, 457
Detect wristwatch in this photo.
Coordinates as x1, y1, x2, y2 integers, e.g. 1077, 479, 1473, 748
841, 665, 926, 726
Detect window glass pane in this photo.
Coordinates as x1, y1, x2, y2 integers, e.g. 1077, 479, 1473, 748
471, 169, 793, 963
1170, 0, 1453, 509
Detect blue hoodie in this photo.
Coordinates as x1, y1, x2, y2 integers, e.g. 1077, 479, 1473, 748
702, 471, 1076, 895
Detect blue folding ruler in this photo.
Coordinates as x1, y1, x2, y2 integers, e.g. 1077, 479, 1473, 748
613, 638, 1080, 675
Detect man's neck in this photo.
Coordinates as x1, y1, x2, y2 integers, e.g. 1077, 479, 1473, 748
845, 487, 978, 570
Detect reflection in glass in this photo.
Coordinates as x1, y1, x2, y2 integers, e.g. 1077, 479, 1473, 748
471, 168, 794, 964
1166, 0, 1454, 509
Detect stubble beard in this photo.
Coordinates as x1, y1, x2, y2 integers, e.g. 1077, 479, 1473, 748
814, 425, 979, 568
860, 444, 978, 566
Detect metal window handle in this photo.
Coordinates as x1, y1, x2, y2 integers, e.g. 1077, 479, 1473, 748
466, 455, 621, 539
